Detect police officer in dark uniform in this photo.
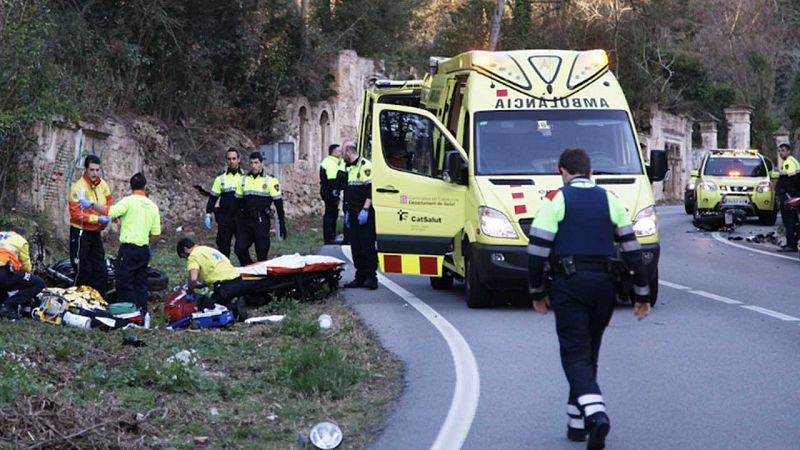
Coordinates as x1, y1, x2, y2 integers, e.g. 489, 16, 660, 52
527, 148, 651, 450
320, 144, 347, 244
775, 143, 800, 252
205, 147, 244, 259
234, 151, 287, 265
342, 142, 378, 290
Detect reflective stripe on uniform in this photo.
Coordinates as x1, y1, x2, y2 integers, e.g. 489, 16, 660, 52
379, 253, 442, 276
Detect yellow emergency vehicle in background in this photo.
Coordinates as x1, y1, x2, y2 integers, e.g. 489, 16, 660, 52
684, 149, 777, 225
356, 49, 668, 308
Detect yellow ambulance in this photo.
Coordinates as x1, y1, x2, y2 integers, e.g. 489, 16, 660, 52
357, 49, 667, 307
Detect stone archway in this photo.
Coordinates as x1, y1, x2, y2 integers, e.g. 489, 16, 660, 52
298, 106, 309, 160
319, 110, 330, 159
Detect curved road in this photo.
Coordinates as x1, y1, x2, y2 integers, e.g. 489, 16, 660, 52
332, 205, 800, 449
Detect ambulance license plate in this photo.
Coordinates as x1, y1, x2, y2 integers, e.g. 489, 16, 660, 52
723, 197, 749, 206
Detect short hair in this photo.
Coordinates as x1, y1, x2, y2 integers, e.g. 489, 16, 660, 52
779, 143, 792, 152
84, 154, 101, 168
130, 172, 147, 190
328, 144, 340, 155
249, 151, 263, 161
11, 226, 26, 237
176, 237, 195, 255
558, 148, 592, 176
225, 147, 239, 156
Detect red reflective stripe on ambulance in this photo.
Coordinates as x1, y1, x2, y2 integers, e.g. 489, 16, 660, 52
419, 257, 439, 275
511, 192, 524, 199
383, 255, 402, 273
514, 204, 527, 214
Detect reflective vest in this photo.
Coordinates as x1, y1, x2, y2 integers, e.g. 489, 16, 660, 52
68, 174, 112, 232
0, 231, 31, 272
208, 169, 243, 213
236, 170, 282, 213
344, 157, 372, 212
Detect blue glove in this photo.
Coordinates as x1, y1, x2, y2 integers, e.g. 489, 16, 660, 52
203, 214, 212, 230
344, 211, 350, 228
332, 189, 338, 198
78, 199, 94, 209
358, 208, 369, 225
97, 216, 110, 225
185, 294, 195, 302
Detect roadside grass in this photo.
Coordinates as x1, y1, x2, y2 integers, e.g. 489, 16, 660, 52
0, 214, 401, 449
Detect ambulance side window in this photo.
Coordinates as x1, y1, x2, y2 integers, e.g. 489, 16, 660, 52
379, 110, 434, 177
361, 98, 374, 159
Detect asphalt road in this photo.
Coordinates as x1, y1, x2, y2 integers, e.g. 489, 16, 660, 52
331, 205, 800, 450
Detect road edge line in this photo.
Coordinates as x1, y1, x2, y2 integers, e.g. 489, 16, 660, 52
341, 245, 480, 450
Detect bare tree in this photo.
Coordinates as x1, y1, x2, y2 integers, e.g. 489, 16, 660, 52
488, 0, 505, 50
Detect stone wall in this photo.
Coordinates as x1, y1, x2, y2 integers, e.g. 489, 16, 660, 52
639, 105, 694, 202
23, 50, 384, 244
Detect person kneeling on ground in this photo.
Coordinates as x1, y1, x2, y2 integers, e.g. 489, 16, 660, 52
0, 227, 46, 320
176, 237, 252, 321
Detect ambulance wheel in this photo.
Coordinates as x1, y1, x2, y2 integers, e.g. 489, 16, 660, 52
430, 270, 454, 290
464, 257, 491, 308
146, 268, 169, 291
757, 209, 778, 226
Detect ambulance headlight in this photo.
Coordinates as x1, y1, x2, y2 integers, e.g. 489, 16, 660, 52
756, 181, 771, 193
700, 180, 717, 191
632, 206, 657, 237
479, 207, 518, 239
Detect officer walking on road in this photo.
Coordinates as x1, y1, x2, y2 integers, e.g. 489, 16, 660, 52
89, 173, 161, 316
234, 151, 287, 265
69, 154, 112, 297
0, 227, 45, 320
527, 148, 651, 449
205, 147, 243, 259
342, 142, 377, 290
320, 144, 346, 244
775, 143, 800, 252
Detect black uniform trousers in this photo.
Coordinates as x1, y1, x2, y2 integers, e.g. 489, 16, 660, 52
116, 243, 151, 313
214, 211, 237, 259
549, 270, 616, 409
780, 203, 799, 248
0, 266, 45, 308
348, 209, 377, 282
235, 212, 270, 266
69, 227, 108, 297
322, 193, 339, 244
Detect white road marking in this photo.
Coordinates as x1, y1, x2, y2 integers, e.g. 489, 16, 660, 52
688, 290, 743, 305
341, 246, 479, 450
711, 232, 799, 261
658, 280, 691, 290
739, 305, 800, 321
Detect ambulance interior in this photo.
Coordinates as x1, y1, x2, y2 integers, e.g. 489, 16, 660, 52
474, 110, 643, 176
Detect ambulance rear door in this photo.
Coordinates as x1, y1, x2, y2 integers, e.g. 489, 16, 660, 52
370, 104, 468, 277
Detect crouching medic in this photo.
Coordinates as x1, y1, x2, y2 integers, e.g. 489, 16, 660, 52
0, 227, 45, 320
176, 237, 249, 321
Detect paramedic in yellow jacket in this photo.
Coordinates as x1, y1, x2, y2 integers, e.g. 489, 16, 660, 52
234, 151, 287, 265
176, 237, 250, 320
0, 227, 45, 320
86, 172, 161, 315
68, 154, 112, 297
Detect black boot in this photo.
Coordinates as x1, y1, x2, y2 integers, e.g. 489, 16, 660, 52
585, 412, 610, 450
362, 278, 378, 290
343, 279, 363, 288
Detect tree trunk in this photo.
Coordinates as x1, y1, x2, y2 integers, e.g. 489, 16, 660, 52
488, 0, 505, 50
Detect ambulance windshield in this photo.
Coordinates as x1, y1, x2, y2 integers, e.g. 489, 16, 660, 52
474, 110, 643, 176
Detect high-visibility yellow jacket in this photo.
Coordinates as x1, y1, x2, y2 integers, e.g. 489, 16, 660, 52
0, 231, 31, 272
68, 174, 112, 232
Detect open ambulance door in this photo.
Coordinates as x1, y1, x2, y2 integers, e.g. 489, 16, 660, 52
370, 104, 468, 278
